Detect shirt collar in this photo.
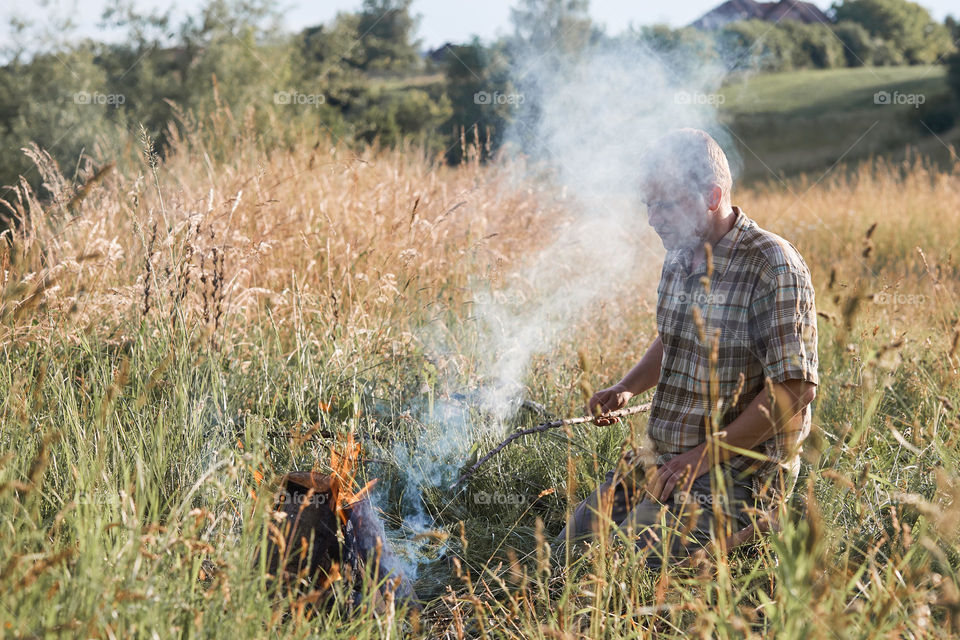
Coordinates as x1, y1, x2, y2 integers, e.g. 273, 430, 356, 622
708, 206, 750, 281
665, 206, 750, 280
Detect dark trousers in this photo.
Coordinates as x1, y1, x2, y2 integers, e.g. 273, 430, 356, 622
558, 464, 759, 569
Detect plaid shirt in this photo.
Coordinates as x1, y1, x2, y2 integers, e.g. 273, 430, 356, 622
648, 206, 819, 504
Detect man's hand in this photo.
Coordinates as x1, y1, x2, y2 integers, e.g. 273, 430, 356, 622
645, 445, 709, 503
588, 383, 634, 425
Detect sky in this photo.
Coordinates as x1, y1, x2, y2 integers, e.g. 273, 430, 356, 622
3, 0, 957, 51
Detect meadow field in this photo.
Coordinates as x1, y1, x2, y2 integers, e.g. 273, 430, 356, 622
720, 65, 958, 182
1, 104, 960, 639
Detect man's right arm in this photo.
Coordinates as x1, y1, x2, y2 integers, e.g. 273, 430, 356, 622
588, 336, 663, 416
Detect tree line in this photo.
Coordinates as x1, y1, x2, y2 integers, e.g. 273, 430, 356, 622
1, 0, 958, 201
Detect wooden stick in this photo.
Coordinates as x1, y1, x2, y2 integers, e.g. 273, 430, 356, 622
449, 403, 652, 489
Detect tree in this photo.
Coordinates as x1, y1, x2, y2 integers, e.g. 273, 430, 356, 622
505, 0, 598, 161
781, 22, 845, 69
510, 0, 594, 56
718, 20, 797, 72
832, 21, 875, 66
299, 0, 420, 75
633, 25, 720, 75
294, 2, 444, 150
947, 19, 960, 106
355, 0, 421, 72
440, 39, 515, 163
833, 0, 953, 64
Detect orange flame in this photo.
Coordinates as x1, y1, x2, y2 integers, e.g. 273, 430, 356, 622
328, 432, 377, 524
280, 432, 376, 525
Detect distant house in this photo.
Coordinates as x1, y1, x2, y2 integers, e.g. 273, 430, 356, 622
425, 42, 457, 65
690, 0, 832, 30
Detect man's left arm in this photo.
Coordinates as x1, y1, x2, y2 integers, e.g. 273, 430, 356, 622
647, 379, 815, 501
648, 265, 820, 502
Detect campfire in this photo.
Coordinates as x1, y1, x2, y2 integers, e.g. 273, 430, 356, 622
261, 434, 417, 608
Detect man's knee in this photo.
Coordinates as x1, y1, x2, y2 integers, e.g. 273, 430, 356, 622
559, 481, 610, 543
624, 499, 717, 567
558, 477, 637, 544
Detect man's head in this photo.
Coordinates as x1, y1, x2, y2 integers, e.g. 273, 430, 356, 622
637, 128, 733, 252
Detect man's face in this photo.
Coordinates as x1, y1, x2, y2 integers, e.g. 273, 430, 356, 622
641, 181, 710, 252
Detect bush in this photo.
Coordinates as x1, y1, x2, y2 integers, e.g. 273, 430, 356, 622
781, 22, 846, 69
871, 38, 908, 65
717, 20, 846, 71
833, 0, 954, 64
0, 46, 124, 200
913, 92, 957, 134
634, 24, 720, 74
354, 87, 452, 152
718, 20, 798, 72
440, 39, 516, 164
832, 21, 875, 66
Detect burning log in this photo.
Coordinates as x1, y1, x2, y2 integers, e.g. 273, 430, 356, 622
343, 496, 417, 603
261, 434, 417, 609
264, 472, 343, 590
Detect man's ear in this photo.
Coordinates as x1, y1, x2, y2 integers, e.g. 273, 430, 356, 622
705, 184, 723, 212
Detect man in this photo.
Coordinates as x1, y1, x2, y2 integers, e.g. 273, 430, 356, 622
559, 128, 818, 568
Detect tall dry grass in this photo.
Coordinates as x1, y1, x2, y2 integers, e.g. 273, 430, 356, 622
1, 111, 959, 638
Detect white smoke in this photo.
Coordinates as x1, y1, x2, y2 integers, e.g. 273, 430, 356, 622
384, 34, 742, 581
471, 36, 740, 419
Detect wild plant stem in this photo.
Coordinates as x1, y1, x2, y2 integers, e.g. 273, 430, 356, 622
450, 402, 652, 489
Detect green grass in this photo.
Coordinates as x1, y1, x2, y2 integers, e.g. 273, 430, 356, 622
3, 272, 958, 638
1, 106, 960, 638
719, 65, 957, 182
722, 66, 947, 116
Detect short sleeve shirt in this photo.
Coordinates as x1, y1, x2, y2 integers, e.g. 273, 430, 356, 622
648, 206, 819, 503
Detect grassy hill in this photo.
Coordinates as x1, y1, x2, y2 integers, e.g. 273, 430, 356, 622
720, 65, 957, 183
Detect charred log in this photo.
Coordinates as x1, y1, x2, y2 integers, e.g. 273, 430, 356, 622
260, 471, 417, 609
